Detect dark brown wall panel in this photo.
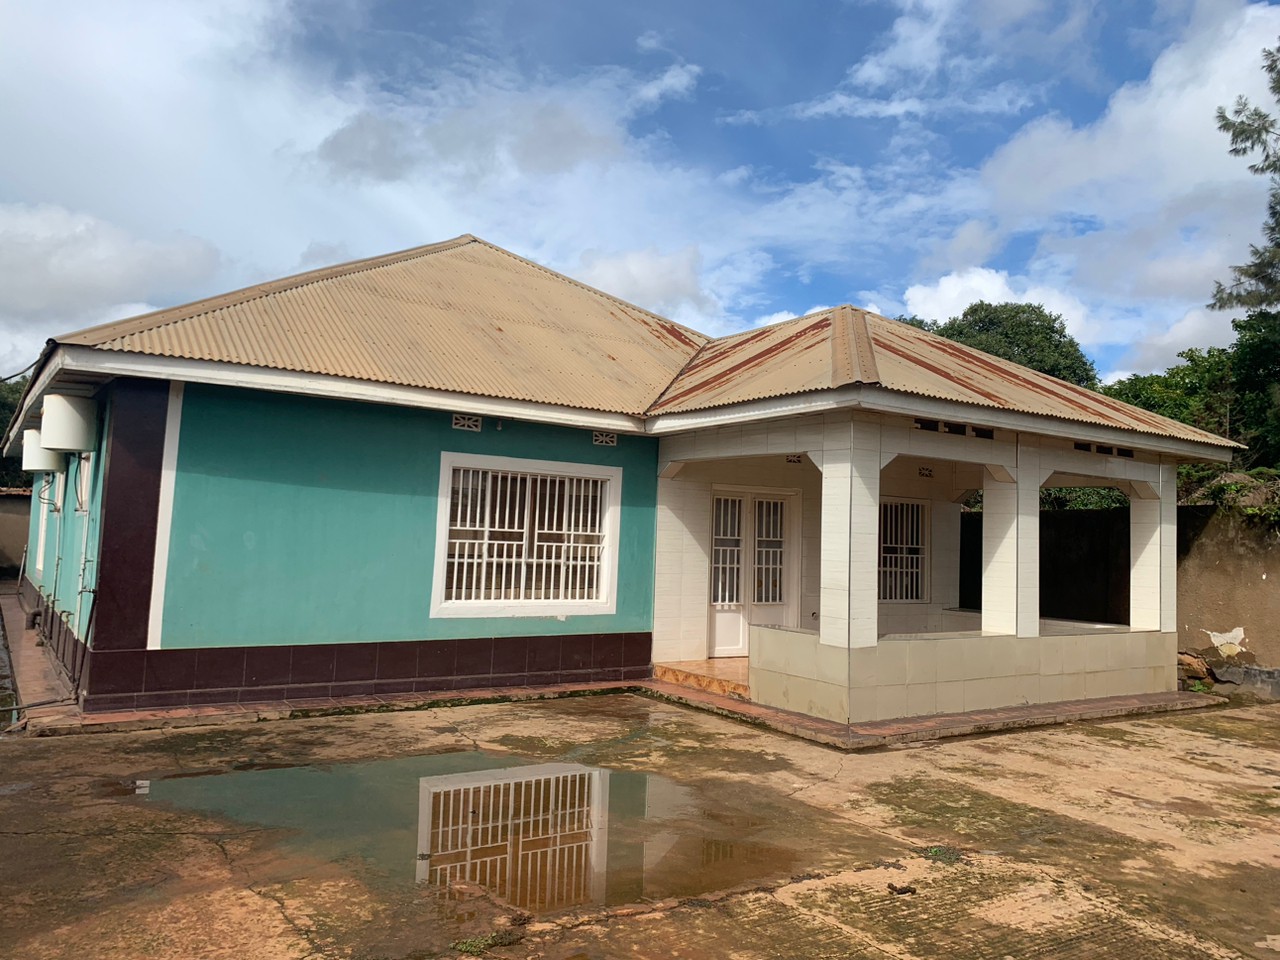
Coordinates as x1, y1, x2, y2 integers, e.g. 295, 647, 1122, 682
79, 632, 654, 712
90, 379, 169, 656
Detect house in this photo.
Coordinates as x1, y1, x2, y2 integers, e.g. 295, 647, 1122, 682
2, 234, 1236, 721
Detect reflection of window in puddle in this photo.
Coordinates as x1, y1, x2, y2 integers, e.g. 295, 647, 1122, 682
417, 763, 609, 912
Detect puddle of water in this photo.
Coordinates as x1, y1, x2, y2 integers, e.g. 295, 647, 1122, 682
135, 751, 816, 916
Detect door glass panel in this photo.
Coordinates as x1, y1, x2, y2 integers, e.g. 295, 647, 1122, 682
753, 498, 785, 604
711, 496, 742, 605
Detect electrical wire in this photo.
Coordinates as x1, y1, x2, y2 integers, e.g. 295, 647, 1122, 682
1, 360, 35, 382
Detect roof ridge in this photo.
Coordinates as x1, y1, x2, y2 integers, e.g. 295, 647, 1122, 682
467, 237, 711, 347
847, 306, 880, 384
830, 305, 856, 387
58, 234, 480, 346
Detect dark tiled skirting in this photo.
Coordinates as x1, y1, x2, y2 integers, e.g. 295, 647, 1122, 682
80, 632, 653, 712
22, 577, 87, 689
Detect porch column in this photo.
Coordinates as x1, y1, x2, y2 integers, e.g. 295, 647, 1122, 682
982, 436, 1042, 638
817, 442, 852, 648
1015, 438, 1041, 638
982, 468, 1017, 636
812, 416, 880, 649
1130, 462, 1176, 632
1160, 462, 1177, 633
849, 418, 881, 648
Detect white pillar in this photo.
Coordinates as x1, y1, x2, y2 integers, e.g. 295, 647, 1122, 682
1129, 467, 1169, 632
849, 418, 881, 648
812, 415, 880, 650
1159, 462, 1177, 634
817, 438, 852, 649
982, 468, 1017, 636
982, 436, 1042, 637
1015, 437, 1041, 638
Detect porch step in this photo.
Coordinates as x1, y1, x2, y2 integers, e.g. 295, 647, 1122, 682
652, 661, 749, 700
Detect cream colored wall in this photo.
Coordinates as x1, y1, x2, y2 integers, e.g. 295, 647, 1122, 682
653, 476, 711, 662
652, 454, 823, 662
749, 624, 1178, 723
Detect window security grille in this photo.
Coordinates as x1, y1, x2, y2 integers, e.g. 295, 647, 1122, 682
445, 467, 605, 602
879, 500, 927, 601
754, 498, 785, 604
710, 496, 742, 605
420, 767, 599, 911
591, 432, 617, 446
452, 414, 482, 432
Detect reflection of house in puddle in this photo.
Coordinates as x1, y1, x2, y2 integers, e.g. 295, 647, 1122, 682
416, 763, 779, 913
417, 763, 608, 911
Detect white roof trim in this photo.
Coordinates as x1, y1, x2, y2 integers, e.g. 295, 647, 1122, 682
26, 346, 648, 440
5, 344, 1236, 463
644, 382, 1234, 462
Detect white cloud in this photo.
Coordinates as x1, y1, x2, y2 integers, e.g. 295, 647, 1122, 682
850, 0, 960, 90
0, 204, 218, 323
752, 305, 832, 328
1117, 304, 1239, 374
903, 266, 1113, 345
631, 63, 703, 109
577, 246, 711, 316
961, 1, 1280, 371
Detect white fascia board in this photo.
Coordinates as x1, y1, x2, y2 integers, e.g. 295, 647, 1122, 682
854, 385, 1236, 463
644, 385, 864, 435
52, 346, 647, 435
0, 348, 66, 457
644, 382, 1236, 463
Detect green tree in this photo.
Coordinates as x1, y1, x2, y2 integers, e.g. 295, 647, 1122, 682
0, 379, 29, 488
1230, 310, 1280, 465
1103, 346, 1237, 442
928, 301, 1099, 388
1212, 36, 1280, 311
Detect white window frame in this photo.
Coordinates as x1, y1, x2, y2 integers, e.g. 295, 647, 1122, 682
878, 496, 930, 603
35, 474, 51, 574
430, 452, 623, 619
74, 453, 92, 513
51, 470, 66, 515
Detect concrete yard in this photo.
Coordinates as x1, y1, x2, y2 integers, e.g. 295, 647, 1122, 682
2, 693, 1279, 959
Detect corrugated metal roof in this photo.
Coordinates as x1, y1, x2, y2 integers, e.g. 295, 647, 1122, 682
59, 235, 708, 417
51, 236, 1236, 449
651, 306, 1237, 448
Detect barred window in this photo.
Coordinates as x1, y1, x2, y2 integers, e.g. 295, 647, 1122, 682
879, 499, 929, 602
432, 454, 621, 617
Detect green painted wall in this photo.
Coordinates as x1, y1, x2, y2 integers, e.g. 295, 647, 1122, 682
26, 425, 107, 638
159, 384, 658, 649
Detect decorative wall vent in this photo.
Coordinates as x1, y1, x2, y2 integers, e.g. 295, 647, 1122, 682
452, 414, 481, 432
1073, 441, 1135, 458
785, 454, 804, 464
915, 418, 995, 440
592, 432, 617, 446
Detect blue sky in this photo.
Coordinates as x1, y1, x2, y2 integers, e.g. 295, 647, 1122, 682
1, 0, 1278, 382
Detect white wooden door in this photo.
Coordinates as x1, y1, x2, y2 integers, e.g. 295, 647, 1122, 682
709, 492, 798, 657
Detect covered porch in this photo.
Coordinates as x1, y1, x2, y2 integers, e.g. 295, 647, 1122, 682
651, 407, 1180, 724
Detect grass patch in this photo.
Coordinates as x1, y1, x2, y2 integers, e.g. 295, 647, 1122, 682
451, 930, 523, 955
918, 844, 965, 865
865, 775, 1155, 865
